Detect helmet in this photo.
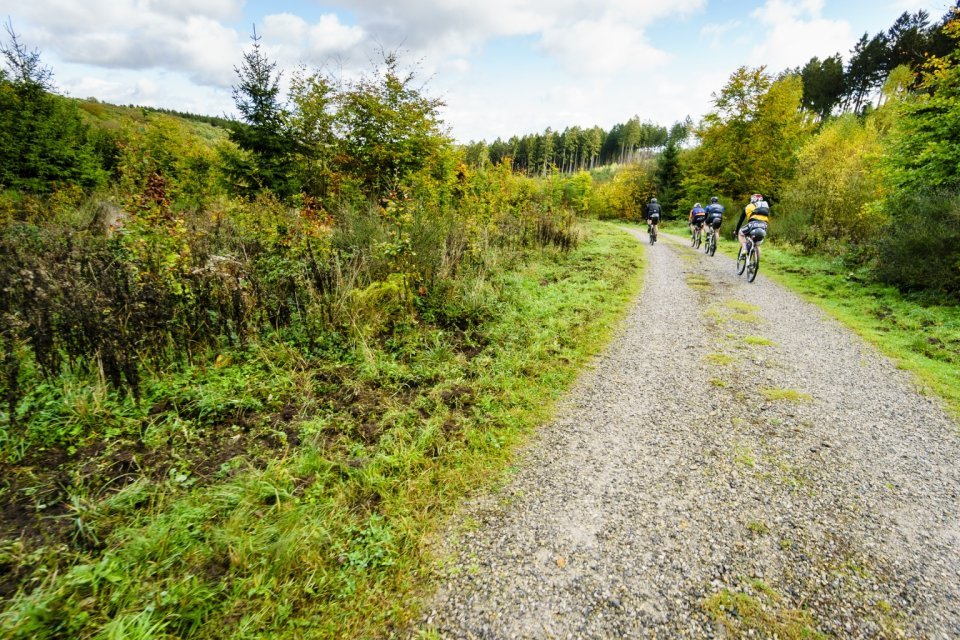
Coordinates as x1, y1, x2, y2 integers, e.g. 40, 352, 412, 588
710, 196, 719, 204
750, 193, 762, 203
650, 197, 657, 203
695, 202, 701, 208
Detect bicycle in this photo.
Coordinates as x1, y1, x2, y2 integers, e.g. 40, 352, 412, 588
704, 225, 718, 256
647, 220, 658, 245
691, 223, 702, 249
736, 231, 764, 283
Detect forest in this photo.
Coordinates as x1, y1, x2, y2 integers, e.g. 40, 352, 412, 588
0, 3, 958, 638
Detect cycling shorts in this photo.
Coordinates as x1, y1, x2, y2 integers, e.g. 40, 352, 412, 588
692, 216, 706, 226
647, 215, 660, 223
707, 217, 722, 229
740, 220, 768, 241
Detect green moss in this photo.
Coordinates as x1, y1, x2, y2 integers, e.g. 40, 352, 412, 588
747, 520, 770, 535
704, 582, 826, 640
705, 352, 736, 366
761, 388, 812, 402
687, 274, 712, 290
734, 443, 756, 468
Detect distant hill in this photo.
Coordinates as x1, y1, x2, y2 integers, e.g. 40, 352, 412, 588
76, 98, 232, 145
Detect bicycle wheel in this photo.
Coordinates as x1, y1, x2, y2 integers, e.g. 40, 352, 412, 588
703, 231, 710, 254
736, 245, 747, 275
694, 228, 701, 249
709, 232, 717, 256
747, 245, 760, 282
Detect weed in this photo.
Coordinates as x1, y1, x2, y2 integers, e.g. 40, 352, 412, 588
725, 300, 761, 314
705, 352, 735, 366
747, 520, 770, 536
733, 443, 756, 468
709, 378, 728, 388
762, 388, 812, 402
703, 581, 826, 640
723, 300, 762, 324
686, 274, 711, 290
744, 335, 776, 346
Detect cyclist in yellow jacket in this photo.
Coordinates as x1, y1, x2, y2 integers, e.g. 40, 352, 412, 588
733, 193, 770, 248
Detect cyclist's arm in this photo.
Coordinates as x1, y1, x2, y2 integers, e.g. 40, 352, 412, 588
733, 209, 746, 235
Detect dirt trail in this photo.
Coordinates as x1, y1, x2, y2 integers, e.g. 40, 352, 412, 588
423, 229, 960, 639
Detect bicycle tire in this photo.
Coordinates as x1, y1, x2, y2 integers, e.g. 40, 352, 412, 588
736, 245, 747, 275
747, 245, 760, 282
709, 234, 717, 256
694, 228, 701, 249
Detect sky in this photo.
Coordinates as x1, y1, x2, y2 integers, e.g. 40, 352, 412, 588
0, 0, 953, 143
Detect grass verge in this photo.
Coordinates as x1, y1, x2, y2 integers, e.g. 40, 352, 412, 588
0, 221, 645, 638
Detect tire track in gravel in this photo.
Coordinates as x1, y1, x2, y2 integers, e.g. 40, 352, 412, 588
422, 228, 960, 639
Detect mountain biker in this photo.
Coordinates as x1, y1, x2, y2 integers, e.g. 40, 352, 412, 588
646, 197, 662, 241
689, 202, 707, 241
705, 196, 724, 239
733, 193, 770, 249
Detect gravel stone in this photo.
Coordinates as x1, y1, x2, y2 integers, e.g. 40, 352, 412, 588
422, 230, 960, 639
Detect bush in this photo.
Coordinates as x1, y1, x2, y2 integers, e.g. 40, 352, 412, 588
873, 191, 960, 294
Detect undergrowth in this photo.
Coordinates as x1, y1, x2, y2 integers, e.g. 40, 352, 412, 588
0, 221, 643, 638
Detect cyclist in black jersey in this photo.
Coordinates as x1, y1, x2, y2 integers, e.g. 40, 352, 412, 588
705, 196, 724, 233
646, 197, 662, 242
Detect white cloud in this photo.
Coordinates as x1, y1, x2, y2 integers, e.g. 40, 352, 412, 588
539, 18, 668, 76
748, 0, 853, 70
329, 0, 706, 75
261, 12, 366, 68
2, 0, 245, 87
144, 0, 242, 21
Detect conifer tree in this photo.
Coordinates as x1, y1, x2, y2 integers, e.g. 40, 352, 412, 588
225, 27, 299, 198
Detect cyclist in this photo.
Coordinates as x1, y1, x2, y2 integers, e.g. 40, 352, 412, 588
645, 197, 662, 243
705, 196, 724, 241
733, 193, 770, 249
689, 202, 707, 243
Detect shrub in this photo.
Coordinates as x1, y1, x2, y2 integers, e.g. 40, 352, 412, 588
873, 190, 960, 294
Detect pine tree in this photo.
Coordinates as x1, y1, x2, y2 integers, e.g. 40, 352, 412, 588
0, 22, 104, 192
225, 27, 299, 198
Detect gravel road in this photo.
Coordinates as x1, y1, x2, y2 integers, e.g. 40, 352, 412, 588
422, 228, 960, 639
